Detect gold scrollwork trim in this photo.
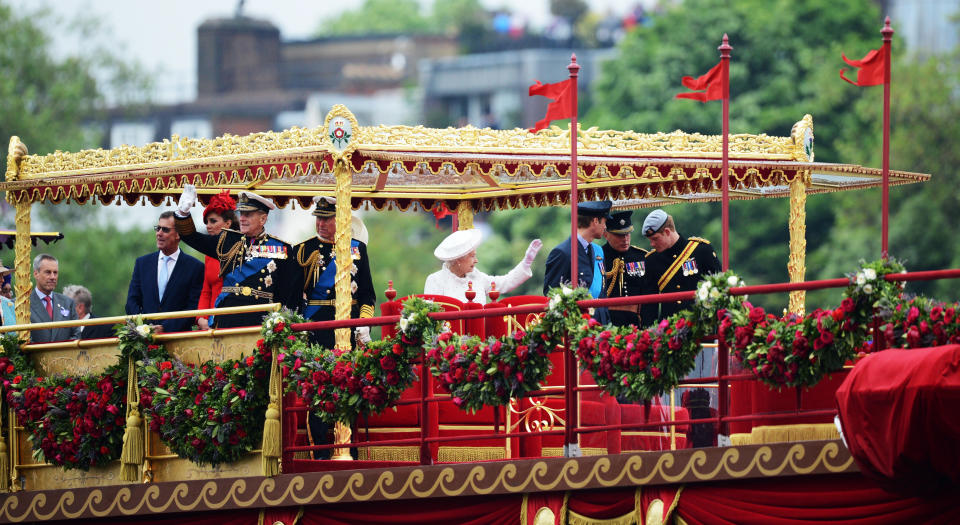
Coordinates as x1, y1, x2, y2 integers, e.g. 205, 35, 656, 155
0, 441, 856, 522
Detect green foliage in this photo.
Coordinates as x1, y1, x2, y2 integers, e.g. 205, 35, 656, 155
0, 2, 152, 180
317, 0, 432, 36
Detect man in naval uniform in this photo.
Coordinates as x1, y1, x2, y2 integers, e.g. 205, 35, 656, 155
638, 209, 721, 323
543, 200, 611, 324
294, 196, 376, 350
173, 185, 302, 328
639, 209, 722, 429
601, 210, 649, 328
295, 196, 376, 459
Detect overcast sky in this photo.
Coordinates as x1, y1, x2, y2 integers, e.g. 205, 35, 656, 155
12, 0, 641, 102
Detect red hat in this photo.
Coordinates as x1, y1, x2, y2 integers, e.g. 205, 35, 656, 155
203, 190, 237, 221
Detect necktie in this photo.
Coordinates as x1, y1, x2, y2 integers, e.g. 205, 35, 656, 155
158, 255, 170, 300
43, 295, 53, 320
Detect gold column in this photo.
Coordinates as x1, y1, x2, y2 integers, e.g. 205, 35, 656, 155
787, 115, 814, 316
456, 201, 474, 230
787, 175, 808, 315
333, 157, 352, 351
5, 138, 31, 343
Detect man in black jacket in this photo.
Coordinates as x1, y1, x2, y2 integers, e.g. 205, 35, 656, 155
64, 284, 115, 340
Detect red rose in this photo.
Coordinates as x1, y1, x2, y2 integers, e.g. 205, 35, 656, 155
379, 355, 397, 371
159, 361, 172, 370
245, 355, 255, 366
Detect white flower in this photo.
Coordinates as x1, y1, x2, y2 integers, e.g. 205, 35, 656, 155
399, 316, 410, 333
709, 288, 721, 300
727, 275, 739, 287
136, 324, 151, 337
855, 272, 866, 286
441, 321, 452, 333
863, 268, 877, 281
548, 296, 560, 310
863, 284, 874, 294
696, 287, 709, 302
561, 284, 572, 296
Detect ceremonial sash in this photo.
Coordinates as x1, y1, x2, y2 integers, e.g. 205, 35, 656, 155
657, 240, 700, 292
215, 249, 273, 307
589, 242, 605, 298
304, 239, 359, 319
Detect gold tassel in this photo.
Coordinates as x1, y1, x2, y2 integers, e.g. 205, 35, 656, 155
0, 434, 9, 491
261, 350, 281, 477
120, 359, 144, 482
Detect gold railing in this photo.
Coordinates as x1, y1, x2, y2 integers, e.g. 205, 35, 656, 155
0, 303, 281, 338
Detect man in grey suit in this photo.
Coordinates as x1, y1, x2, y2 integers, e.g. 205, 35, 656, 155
30, 254, 80, 343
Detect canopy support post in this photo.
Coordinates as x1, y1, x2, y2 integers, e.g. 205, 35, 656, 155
787, 175, 808, 316
787, 115, 814, 316
456, 201, 474, 230
6, 138, 31, 343
334, 158, 353, 351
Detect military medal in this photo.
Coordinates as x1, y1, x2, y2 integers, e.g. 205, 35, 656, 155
266, 260, 277, 273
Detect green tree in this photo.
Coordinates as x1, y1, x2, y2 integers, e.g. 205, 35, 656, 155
316, 0, 431, 36
585, 0, 890, 310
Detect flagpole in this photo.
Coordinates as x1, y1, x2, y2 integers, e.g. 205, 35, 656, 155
881, 17, 893, 259
565, 52, 581, 459
719, 34, 732, 271
568, 54, 580, 287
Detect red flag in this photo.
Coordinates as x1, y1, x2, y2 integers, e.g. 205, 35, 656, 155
528, 79, 574, 133
432, 202, 453, 229
840, 48, 885, 86
676, 61, 724, 102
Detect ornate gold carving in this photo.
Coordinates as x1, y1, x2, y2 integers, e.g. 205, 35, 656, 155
456, 201, 474, 230
1, 442, 856, 521
166, 333, 261, 363
332, 423, 353, 461
12, 199, 32, 342
788, 115, 814, 315
33, 347, 119, 376
510, 399, 565, 433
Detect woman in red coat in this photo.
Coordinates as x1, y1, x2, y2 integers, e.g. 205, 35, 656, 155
196, 190, 237, 330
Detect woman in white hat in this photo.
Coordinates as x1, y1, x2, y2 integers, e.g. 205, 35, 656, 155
424, 229, 542, 304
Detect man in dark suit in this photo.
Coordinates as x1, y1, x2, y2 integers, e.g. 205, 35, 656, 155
543, 200, 612, 324
63, 284, 115, 340
125, 211, 204, 332
29, 254, 80, 343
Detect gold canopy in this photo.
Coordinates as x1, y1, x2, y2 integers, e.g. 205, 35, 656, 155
1, 113, 927, 211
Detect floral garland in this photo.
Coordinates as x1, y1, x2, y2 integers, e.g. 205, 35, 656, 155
285, 336, 420, 425
427, 328, 551, 412
575, 272, 744, 401
881, 296, 960, 349
720, 259, 905, 388
137, 313, 290, 467
285, 297, 430, 424
3, 320, 164, 471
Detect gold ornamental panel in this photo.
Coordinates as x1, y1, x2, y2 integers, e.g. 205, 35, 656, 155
164, 331, 262, 363
148, 453, 261, 483
21, 462, 122, 491
29, 341, 121, 376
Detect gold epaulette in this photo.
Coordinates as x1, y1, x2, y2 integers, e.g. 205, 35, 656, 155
644, 250, 656, 258
221, 227, 241, 234
689, 236, 711, 244
630, 245, 650, 255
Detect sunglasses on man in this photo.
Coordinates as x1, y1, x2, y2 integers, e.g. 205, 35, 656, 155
154, 225, 173, 233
